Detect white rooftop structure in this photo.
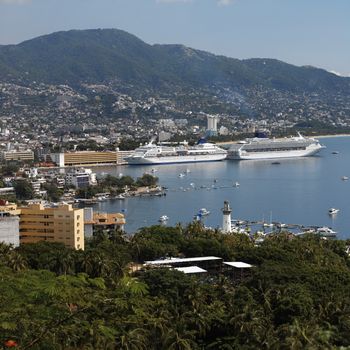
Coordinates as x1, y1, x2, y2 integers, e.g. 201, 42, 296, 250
145, 256, 222, 265
174, 266, 207, 274
223, 262, 253, 268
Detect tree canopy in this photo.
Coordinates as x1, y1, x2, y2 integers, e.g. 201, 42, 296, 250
1, 225, 350, 349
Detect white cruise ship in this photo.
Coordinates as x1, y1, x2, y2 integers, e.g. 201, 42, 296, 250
126, 139, 227, 165
227, 134, 325, 160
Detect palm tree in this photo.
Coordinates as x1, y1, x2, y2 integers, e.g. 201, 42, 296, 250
161, 329, 197, 350
116, 328, 149, 350
48, 250, 74, 275
6, 251, 27, 271
118, 276, 148, 296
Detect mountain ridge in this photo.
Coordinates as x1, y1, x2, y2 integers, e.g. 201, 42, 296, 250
0, 28, 348, 94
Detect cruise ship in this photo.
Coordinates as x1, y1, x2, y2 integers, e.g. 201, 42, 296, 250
227, 134, 325, 160
125, 139, 227, 165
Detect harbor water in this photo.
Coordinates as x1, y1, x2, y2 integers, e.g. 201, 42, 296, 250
91, 136, 350, 239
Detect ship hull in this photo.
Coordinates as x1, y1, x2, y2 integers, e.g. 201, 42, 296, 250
228, 144, 323, 160
126, 154, 227, 165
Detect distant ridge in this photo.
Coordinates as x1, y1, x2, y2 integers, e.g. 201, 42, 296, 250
0, 28, 349, 94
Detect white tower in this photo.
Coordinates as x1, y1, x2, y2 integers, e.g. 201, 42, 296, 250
222, 200, 232, 233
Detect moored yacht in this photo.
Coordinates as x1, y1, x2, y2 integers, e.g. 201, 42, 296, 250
328, 208, 339, 215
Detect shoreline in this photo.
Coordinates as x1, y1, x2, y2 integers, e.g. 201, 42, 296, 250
314, 134, 350, 139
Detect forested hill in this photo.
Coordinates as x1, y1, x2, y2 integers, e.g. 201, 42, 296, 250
0, 28, 349, 94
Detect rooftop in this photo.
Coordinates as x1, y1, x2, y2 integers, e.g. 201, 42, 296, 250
174, 266, 207, 274
145, 256, 222, 265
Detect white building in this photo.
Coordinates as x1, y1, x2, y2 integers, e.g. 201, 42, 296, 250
0, 212, 19, 247
207, 115, 219, 136
219, 126, 229, 136
65, 168, 97, 189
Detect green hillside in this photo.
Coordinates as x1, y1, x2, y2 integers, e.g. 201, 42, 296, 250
0, 28, 349, 94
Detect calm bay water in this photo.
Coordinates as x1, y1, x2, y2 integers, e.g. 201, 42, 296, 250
91, 136, 350, 239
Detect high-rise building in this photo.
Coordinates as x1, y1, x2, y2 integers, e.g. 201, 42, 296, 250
19, 203, 84, 250
206, 115, 219, 136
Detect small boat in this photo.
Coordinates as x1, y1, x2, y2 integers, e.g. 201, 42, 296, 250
316, 226, 337, 237
263, 211, 273, 227
115, 194, 125, 200
271, 161, 281, 165
328, 208, 339, 215
178, 173, 185, 178
185, 169, 191, 173
159, 215, 169, 222
151, 168, 157, 173
341, 176, 349, 181
233, 182, 240, 187
199, 208, 210, 216
332, 151, 339, 154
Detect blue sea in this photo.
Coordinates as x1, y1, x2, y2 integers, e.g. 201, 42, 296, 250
91, 136, 350, 239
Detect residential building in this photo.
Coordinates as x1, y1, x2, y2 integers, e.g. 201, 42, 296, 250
1, 150, 34, 162
65, 168, 97, 188
19, 203, 84, 250
84, 208, 126, 237
92, 212, 126, 231
0, 212, 20, 247
0, 200, 21, 216
206, 115, 219, 136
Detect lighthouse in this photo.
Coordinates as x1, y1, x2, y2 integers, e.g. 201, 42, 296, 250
222, 200, 232, 233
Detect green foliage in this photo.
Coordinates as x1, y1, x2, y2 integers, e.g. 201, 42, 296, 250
1, 228, 350, 348
0, 162, 20, 176
136, 174, 158, 187
0, 29, 348, 95
41, 183, 63, 202
12, 179, 34, 200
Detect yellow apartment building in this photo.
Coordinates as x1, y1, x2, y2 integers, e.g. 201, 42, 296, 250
19, 203, 84, 250
0, 200, 22, 216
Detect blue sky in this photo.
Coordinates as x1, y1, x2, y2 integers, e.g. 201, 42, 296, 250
0, 0, 349, 75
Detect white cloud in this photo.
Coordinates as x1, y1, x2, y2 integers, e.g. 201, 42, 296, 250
0, 0, 31, 4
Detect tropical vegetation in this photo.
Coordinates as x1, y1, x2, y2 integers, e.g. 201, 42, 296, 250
1, 223, 350, 349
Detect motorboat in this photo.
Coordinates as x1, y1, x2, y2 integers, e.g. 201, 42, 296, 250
178, 173, 185, 178
159, 215, 169, 222
316, 226, 337, 237
198, 208, 210, 216
233, 181, 240, 187
341, 176, 349, 181
328, 208, 339, 215
332, 151, 339, 154
115, 194, 125, 200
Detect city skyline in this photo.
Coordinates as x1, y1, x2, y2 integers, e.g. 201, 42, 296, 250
0, 0, 349, 76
